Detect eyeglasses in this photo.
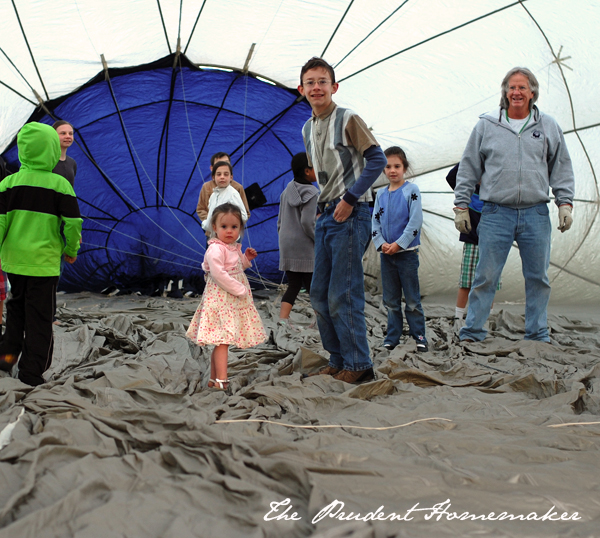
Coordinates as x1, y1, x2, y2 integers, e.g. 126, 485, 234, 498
302, 79, 332, 88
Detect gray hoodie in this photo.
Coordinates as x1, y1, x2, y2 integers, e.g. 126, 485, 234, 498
277, 180, 319, 273
454, 106, 574, 209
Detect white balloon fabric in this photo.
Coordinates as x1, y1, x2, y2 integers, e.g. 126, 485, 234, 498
1, 0, 598, 301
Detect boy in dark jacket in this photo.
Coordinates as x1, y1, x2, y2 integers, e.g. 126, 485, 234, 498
0, 122, 82, 385
446, 164, 500, 327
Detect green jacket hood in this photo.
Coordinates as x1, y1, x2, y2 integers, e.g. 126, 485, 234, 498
17, 122, 61, 172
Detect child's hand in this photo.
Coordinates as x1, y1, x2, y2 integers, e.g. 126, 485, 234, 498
382, 243, 400, 255
245, 248, 258, 261
333, 199, 353, 223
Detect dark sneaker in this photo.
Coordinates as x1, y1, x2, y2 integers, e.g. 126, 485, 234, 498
382, 343, 396, 350
333, 368, 375, 384
416, 336, 428, 352
0, 354, 18, 372
307, 365, 341, 377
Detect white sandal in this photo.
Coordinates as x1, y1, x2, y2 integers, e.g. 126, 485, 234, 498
208, 378, 229, 390
213, 378, 229, 390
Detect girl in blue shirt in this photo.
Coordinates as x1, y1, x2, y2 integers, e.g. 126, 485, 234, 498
372, 146, 428, 352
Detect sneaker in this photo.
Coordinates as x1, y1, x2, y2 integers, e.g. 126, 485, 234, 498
0, 354, 18, 372
415, 335, 428, 353
307, 365, 341, 377
382, 343, 396, 350
333, 368, 375, 384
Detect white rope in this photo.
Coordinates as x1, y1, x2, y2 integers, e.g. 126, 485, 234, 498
77, 152, 204, 259
178, 49, 280, 289
177, 55, 208, 227
214, 417, 453, 431
106, 77, 207, 253
79, 239, 281, 287
245, 0, 285, 63
547, 421, 600, 428
82, 241, 202, 270
83, 215, 203, 264
244, 267, 282, 288
177, 54, 269, 290
181, 55, 273, 288
232, 5, 287, 292
245, 275, 281, 289
216, 417, 600, 432
239, 72, 270, 290
60, 26, 206, 258
73, 0, 99, 57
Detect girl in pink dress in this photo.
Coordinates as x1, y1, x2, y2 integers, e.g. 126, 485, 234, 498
187, 203, 266, 390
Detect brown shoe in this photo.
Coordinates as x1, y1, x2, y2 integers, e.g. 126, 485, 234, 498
333, 368, 374, 384
307, 365, 341, 377
0, 354, 18, 372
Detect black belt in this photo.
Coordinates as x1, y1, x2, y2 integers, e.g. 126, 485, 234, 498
317, 197, 341, 213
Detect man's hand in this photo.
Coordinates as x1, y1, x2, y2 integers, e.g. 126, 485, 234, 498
381, 242, 401, 255
557, 205, 573, 233
244, 247, 257, 261
453, 207, 471, 234
64, 255, 77, 264
333, 199, 353, 222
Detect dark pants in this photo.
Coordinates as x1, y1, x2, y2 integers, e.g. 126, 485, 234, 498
281, 271, 313, 306
0, 274, 58, 386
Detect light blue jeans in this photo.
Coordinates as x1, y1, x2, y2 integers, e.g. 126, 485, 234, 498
381, 250, 427, 347
460, 202, 552, 342
311, 202, 372, 371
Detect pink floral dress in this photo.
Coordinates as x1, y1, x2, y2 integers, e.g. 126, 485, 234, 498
186, 239, 266, 348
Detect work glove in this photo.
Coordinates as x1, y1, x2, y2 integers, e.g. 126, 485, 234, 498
452, 317, 465, 337
453, 207, 471, 234
557, 205, 573, 233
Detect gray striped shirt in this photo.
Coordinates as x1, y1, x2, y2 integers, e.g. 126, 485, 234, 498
302, 102, 379, 204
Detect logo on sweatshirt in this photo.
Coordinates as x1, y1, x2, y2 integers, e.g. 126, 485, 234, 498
532, 130, 542, 139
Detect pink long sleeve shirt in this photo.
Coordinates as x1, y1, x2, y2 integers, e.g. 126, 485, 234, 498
202, 239, 251, 297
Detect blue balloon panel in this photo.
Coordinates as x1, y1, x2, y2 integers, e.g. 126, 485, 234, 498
2, 56, 313, 292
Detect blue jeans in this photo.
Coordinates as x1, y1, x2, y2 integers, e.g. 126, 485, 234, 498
460, 202, 551, 342
311, 202, 372, 371
381, 250, 427, 346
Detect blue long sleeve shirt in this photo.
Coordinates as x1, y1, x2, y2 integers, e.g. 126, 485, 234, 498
372, 182, 423, 250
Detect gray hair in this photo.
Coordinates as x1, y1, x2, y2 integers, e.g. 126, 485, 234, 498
499, 67, 539, 110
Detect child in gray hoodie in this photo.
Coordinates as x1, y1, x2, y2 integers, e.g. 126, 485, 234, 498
277, 152, 319, 323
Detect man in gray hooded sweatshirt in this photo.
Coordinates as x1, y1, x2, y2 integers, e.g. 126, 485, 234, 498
453, 67, 574, 343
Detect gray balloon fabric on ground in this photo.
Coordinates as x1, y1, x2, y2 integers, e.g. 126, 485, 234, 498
0, 291, 599, 536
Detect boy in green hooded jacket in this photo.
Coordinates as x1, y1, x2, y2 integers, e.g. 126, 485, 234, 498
0, 122, 82, 386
